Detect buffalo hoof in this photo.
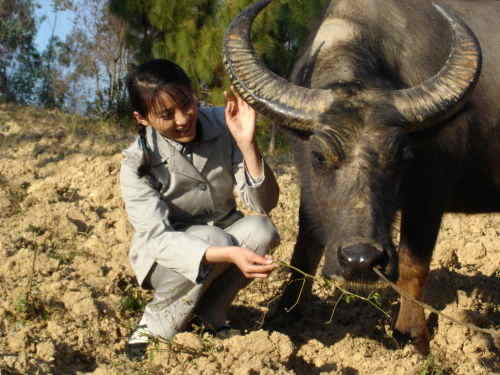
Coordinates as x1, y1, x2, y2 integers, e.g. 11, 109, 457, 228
394, 304, 430, 355
393, 328, 430, 356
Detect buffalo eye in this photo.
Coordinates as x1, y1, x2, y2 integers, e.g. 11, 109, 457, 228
311, 150, 327, 169
395, 145, 414, 164
401, 146, 414, 161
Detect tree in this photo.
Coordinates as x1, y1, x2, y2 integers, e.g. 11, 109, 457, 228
0, 0, 79, 108
109, 0, 219, 100
35, 1, 78, 109
110, 0, 328, 106
109, 0, 329, 152
0, 0, 41, 103
57, 0, 131, 116
37, 34, 73, 109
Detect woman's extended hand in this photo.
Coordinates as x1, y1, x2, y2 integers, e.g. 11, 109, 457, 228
224, 88, 256, 149
205, 245, 277, 279
231, 248, 277, 278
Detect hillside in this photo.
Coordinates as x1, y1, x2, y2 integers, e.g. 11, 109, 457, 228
0, 104, 498, 374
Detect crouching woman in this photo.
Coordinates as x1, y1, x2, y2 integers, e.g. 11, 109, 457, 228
120, 59, 280, 357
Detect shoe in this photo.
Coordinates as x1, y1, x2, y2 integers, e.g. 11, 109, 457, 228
188, 317, 240, 339
213, 324, 240, 339
125, 325, 152, 361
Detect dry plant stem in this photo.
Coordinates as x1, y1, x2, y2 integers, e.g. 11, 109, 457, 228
284, 278, 306, 313
373, 268, 500, 346
26, 234, 39, 303
278, 260, 391, 319
326, 292, 346, 324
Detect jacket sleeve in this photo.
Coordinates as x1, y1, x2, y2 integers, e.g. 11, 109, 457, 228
120, 149, 210, 284
232, 145, 280, 215
208, 106, 279, 215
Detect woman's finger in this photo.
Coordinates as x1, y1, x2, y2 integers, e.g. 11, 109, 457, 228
238, 95, 251, 113
244, 263, 277, 274
245, 273, 271, 279
224, 89, 238, 115
248, 253, 274, 265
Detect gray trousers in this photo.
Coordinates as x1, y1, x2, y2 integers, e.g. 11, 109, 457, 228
139, 215, 280, 340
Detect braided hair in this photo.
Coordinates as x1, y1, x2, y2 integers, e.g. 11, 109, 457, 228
137, 125, 153, 178
126, 59, 192, 177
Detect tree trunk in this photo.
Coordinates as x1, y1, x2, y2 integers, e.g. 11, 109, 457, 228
267, 123, 277, 155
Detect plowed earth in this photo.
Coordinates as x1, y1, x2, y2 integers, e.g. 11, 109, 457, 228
0, 104, 498, 374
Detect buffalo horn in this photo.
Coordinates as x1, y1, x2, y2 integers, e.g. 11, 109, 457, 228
391, 4, 482, 130
223, 0, 339, 132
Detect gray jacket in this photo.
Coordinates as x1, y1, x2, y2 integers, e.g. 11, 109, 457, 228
120, 106, 279, 286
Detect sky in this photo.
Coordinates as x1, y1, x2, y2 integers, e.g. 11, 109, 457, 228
34, 0, 76, 51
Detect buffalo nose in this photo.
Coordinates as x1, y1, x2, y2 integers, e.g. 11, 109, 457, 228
338, 244, 386, 274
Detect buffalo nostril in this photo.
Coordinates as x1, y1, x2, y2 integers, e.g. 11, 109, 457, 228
338, 244, 386, 273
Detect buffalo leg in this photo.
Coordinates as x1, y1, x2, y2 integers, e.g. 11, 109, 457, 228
279, 201, 324, 313
395, 178, 449, 354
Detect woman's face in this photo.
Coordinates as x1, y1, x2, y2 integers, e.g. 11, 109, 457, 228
137, 88, 198, 143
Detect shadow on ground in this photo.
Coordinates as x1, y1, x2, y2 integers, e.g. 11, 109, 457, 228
229, 265, 500, 374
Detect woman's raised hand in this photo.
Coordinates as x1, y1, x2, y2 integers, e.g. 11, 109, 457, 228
224, 88, 257, 149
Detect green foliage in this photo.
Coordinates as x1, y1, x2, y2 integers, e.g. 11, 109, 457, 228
37, 35, 70, 109
368, 291, 383, 307
110, 0, 329, 105
54, 0, 132, 117
343, 293, 356, 304
1, 0, 330, 122
0, 0, 74, 107
14, 296, 50, 321
120, 294, 146, 313
120, 288, 147, 315
254, 119, 290, 156
0, 0, 42, 103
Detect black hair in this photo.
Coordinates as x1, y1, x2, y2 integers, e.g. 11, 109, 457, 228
126, 59, 193, 177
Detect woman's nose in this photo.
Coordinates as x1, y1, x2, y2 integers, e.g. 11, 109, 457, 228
175, 110, 189, 125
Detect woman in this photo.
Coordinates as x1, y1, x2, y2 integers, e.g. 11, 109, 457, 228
120, 59, 280, 358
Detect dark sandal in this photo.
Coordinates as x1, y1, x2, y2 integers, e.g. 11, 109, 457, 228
125, 342, 148, 361
188, 318, 240, 338
213, 324, 240, 339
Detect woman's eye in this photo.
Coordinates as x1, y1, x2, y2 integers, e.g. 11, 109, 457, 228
161, 111, 174, 120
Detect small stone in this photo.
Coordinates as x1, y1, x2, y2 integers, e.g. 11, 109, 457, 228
173, 332, 204, 351
36, 341, 56, 362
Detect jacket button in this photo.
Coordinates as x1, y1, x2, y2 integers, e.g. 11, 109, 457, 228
199, 184, 207, 191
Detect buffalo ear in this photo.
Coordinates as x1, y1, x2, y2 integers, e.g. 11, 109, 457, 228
369, 102, 408, 129
281, 126, 314, 141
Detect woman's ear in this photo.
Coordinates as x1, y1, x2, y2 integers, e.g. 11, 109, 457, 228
133, 111, 149, 126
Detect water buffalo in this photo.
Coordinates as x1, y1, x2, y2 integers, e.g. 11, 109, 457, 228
223, 0, 500, 353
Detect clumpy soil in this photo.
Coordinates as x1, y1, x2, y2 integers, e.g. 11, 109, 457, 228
0, 104, 498, 374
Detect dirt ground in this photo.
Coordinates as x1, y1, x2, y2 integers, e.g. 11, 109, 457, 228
0, 104, 498, 374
